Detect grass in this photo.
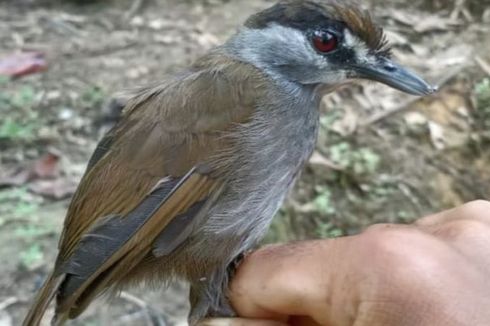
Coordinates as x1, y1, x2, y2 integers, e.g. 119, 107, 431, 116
0, 80, 108, 275
313, 185, 336, 215
0, 117, 38, 140
19, 243, 44, 269
319, 107, 381, 178
0, 83, 40, 142
328, 142, 381, 176
0, 187, 54, 269
80, 86, 105, 109
474, 78, 490, 130
0, 188, 43, 225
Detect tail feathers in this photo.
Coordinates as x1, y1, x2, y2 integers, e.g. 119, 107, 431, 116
23, 274, 64, 326
52, 311, 69, 326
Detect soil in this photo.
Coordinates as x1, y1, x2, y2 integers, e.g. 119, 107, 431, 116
0, 0, 489, 325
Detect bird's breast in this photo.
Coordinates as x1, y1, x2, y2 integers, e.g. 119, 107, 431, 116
201, 95, 320, 247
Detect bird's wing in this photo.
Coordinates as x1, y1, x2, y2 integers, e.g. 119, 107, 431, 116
57, 55, 265, 258
23, 55, 268, 325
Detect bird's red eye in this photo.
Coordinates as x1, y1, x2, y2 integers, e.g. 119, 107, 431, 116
312, 31, 338, 53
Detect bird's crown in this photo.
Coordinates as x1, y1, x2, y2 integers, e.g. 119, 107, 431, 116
245, 0, 390, 56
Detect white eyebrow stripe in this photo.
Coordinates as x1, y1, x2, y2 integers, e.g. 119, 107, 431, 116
343, 29, 376, 65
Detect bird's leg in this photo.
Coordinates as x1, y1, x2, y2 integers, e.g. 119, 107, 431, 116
188, 273, 235, 325
188, 252, 249, 325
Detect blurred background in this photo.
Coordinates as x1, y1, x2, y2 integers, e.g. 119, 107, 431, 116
0, 0, 489, 325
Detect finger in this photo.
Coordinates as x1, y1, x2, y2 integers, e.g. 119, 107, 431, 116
413, 201, 490, 274
415, 200, 490, 227
198, 318, 288, 326
437, 220, 490, 273
229, 239, 361, 326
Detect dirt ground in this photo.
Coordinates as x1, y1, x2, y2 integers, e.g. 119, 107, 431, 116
0, 0, 490, 325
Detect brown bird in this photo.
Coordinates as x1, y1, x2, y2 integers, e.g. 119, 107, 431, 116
23, 1, 436, 325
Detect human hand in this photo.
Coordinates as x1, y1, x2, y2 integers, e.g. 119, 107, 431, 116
202, 201, 490, 326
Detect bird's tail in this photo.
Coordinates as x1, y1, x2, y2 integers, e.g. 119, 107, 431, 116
22, 273, 64, 326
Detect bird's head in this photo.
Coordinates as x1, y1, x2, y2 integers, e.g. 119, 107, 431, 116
227, 0, 436, 96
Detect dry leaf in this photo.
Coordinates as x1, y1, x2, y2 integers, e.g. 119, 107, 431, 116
389, 9, 460, 33
389, 10, 415, 26
384, 30, 409, 46
29, 179, 77, 199
404, 112, 428, 126
32, 152, 60, 179
429, 121, 445, 150
413, 16, 460, 33
309, 151, 344, 171
0, 151, 60, 188
0, 168, 31, 188
0, 52, 47, 78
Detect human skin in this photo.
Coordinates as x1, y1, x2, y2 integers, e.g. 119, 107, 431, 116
201, 200, 490, 326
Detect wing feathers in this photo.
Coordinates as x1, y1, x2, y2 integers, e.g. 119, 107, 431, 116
152, 199, 207, 257
59, 176, 183, 295
24, 54, 269, 325
85, 132, 114, 173
56, 169, 220, 318
21, 274, 65, 326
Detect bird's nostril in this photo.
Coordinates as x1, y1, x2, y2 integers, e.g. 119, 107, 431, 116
383, 63, 397, 72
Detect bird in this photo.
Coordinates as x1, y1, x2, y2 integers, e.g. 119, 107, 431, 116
23, 0, 436, 325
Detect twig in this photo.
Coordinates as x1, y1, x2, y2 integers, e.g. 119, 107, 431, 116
119, 292, 153, 326
475, 56, 490, 76
119, 292, 149, 309
361, 65, 466, 127
45, 17, 82, 36
0, 297, 19, 311
124, 0, 147, 20
403, 142, 489, 199
119, 292, 166, 326
450, 0, 473, 21
309, 151, 344, 171
397, 183, 423, 215
360, 97, 419, 127
63, 42, 139, 59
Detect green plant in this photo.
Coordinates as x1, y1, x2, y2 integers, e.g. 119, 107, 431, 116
471, 78, 490, 143
0, 75, 8, 85
0, 188, 43, 226
313, 185, 336, 215
312, 185, 344, 238
475, 78, 490, 125
319, 109, 343, 132
397, 210, 416, 222
0, 84, 39, 141
11, 85, 36, 108
14, 225, 50, 238
0, 117, 36, 139
20, 244, 44, 269
80, 86, 105, 108
265, 208, 294, 243
329, 142, 381, 176
316, 221, 344, 238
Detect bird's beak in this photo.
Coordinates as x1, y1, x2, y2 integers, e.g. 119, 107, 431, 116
352, 58, 437, 96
